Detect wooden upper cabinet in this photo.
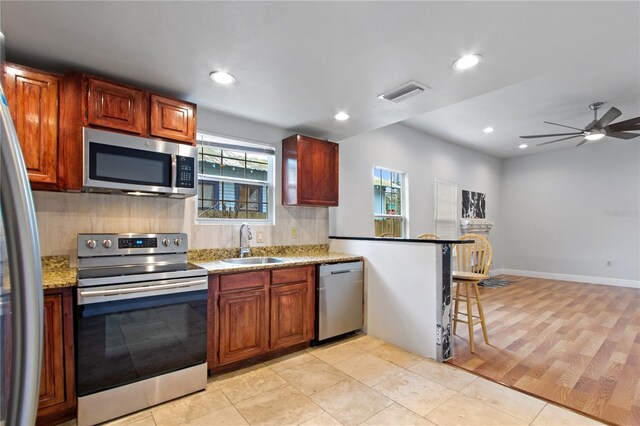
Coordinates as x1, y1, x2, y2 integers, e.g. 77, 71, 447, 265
150, 94, 196, 145
85, 77, 146, 135
3, 63, 59, 188
282, 134, 339, 206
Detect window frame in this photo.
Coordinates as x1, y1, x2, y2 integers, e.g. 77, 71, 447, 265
195, 131, 276, 225
372, 165, 408, 238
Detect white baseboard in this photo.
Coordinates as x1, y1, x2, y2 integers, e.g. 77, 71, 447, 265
490, 268, 639, 289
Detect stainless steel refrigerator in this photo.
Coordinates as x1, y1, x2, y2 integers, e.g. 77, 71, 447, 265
0, 16, 45, 426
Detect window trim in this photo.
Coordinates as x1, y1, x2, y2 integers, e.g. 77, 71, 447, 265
195, 131, 276, 225
373, 165, 407, 237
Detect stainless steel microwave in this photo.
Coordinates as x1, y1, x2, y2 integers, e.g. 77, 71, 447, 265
83, 128, 197, 198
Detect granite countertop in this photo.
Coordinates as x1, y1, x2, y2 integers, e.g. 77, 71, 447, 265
192, 252, 363, 274
42, 256, 77, 290
40, 245, 363, 289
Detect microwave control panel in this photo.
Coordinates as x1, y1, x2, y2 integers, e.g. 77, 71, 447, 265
176, 156, 195, 188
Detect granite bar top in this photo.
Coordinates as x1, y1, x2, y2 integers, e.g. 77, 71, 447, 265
329, 236, 474, 244
41, 256, 76, 290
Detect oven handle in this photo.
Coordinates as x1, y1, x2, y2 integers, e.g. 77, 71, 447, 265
78, 279, 207, 303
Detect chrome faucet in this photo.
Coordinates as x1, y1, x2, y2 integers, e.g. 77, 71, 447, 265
239, 222, 253, 258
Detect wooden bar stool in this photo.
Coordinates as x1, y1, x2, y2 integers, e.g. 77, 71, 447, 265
452, 234, 492, 353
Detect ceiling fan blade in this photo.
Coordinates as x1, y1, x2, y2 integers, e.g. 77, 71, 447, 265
536, 135, 583, 146
543, 121, 585, 131
592, 107, 622, 129
576, 138, 589, 147
608, 116, 640, 131
520, 132, 583, 139
607, 131, 640, 140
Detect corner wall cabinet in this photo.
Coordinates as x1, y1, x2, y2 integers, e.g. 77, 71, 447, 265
37, 288, 76, 425
282, 134, 339, 206
208, 266, 315, 370
2, 63, 60, 190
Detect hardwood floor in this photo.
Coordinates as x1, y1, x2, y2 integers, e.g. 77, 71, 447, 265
448, 275, 640, 426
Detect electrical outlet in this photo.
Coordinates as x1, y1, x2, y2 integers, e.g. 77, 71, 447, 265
256, 231, 263, 243
606, 260, 612, 267
291, 227, 298, 239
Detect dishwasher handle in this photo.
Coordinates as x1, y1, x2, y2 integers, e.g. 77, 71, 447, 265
330, 269, 358, 275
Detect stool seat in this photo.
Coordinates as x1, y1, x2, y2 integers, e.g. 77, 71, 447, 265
452, 271, 488, 281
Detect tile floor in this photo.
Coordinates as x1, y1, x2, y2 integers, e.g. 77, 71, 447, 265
69, 334, 604, 426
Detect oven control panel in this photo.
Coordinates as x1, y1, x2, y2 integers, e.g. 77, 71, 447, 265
118, 237, 157, 249
78, 233, 188, 257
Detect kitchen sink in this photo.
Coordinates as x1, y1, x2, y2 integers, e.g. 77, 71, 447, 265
221, 257, 285, 265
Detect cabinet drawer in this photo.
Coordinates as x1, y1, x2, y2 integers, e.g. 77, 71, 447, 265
271, 266, 310, 286
219, 271, 269, 292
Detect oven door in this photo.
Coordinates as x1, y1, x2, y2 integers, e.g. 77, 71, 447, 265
76, 276, 207, 397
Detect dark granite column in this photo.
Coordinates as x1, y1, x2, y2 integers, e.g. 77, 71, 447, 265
435, 243, 453, 362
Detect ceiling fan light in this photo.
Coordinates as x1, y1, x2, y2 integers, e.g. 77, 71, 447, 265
585, 132, 605, 141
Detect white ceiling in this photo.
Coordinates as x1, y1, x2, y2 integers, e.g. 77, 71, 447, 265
2, 1, 639, 158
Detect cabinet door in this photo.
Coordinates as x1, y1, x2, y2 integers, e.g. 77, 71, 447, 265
3, 64, 59, 187
270, 282, 310, 350
297, 137, 338, 206
218, 289, 268, 365
86, 77, 145, 134
38, 294, 65, 409
149, 94, 196, 144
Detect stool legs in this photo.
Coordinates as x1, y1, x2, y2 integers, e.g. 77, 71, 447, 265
452, 280, 489, 353
473, 281, 489, 344
453, 283, 461, 335
465, 282, 475, 353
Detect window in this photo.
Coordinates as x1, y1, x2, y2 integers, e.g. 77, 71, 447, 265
373, 166, 406, 237
196, 132, 275, 223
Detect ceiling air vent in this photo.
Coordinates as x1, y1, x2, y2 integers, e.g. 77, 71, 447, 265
378, 81, 429, 103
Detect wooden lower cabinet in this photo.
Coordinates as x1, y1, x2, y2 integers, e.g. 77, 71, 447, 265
208, 266, 315, 370
38, 288, 76, 425
218, 289, 269, 365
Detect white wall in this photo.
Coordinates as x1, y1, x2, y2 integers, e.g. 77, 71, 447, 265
34, 108, 329, 258
499, 141, 640, 286
330, 123, 503, 264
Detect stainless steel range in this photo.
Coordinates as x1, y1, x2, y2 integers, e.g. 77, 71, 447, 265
75, 233, 207, 426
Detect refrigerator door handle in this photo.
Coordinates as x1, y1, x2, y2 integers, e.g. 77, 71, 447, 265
0, 82, 44, 425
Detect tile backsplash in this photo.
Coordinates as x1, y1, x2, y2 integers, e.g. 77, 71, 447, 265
33, 191, 329, 260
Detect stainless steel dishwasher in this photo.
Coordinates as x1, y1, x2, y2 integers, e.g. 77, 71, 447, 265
316, 261, 364, 343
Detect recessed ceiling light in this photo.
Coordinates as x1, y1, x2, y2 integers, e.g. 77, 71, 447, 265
584, 132, 605, 141
483, 127, 494, 133
518, 144, 528, 149
334, 112, 350, 121
209, 71, 236, 85
452, 54, 482, 71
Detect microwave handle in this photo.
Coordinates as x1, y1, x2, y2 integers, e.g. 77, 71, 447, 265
171, 154, 178, 188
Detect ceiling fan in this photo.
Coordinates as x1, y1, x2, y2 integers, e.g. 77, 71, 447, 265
520, 102, 640, 147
